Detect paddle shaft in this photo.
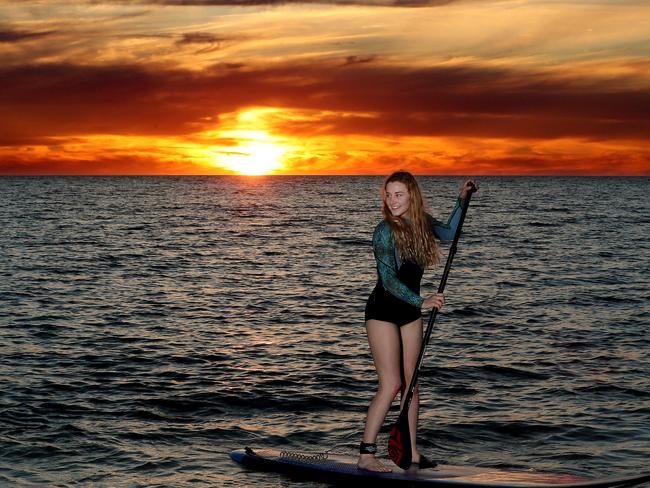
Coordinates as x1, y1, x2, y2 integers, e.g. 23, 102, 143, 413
399, 185, 476, 418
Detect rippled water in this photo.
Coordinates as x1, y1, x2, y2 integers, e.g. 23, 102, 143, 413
1, 176, 649, 487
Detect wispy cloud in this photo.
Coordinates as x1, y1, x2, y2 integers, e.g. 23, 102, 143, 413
176, 32, 228, 45
0, 27, 56, 43
174, 31, 233, 53
126, 0, 456, 6
342, 55, 376, 66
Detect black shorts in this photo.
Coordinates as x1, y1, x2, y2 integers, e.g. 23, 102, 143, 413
365, 287, 421, 327
364, 261, 423, 327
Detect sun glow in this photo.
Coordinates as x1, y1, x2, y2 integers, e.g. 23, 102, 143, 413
209, 108, 294, 175
217, 131, 287, 175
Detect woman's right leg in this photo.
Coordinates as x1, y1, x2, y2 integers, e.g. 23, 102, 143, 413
358, 319, 402, 472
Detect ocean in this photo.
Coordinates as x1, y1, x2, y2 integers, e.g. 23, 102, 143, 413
1, 176, 648, 487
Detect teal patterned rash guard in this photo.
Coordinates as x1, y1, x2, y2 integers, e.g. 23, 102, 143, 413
371, 197, 464, 310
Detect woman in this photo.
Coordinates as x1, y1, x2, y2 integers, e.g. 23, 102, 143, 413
358, 171, 477, 472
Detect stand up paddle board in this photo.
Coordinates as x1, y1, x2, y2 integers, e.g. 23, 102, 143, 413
230, 447, 650, 488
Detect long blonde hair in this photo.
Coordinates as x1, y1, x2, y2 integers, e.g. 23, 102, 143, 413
381, 171, 441, 268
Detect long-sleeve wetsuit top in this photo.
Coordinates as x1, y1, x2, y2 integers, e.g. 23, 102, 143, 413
371, 197, 464, 309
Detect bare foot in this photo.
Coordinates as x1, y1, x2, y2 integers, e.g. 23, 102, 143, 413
357, 454, 392, 472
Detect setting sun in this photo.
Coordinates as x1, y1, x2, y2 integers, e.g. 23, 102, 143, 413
208, 109, 294, 175
217, 136, 287, 175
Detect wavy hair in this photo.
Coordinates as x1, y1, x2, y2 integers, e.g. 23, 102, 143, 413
381, 171, 441, 268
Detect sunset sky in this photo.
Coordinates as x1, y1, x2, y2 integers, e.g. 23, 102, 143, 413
1, 0, 648, 175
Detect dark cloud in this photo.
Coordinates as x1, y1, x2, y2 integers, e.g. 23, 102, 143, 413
342, 55, 376, 66
0, 28, 56, 43
176, 32, 229, 45
0, 135, 65, 147
0, 60, 648, 144
447, 154, 650, 176
174, 32, 231, 53
0, 155, 204, 175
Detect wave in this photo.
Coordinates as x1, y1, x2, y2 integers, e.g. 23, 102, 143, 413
2, 176, 649, 485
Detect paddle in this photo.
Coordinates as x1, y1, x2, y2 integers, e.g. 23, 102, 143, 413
388, 182, 477, 469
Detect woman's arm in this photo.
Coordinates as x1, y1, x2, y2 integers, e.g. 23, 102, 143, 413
373, 222, 424, 308
430, 180, 477, 241
429, 197, 463, 242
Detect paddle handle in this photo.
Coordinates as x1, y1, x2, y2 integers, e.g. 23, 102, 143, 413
400, 182, 477, 415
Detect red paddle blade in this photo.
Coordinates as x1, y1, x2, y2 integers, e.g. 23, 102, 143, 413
388, 414, 412, 469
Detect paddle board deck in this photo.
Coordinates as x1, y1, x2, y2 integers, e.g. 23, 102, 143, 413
230, 447, 650, 488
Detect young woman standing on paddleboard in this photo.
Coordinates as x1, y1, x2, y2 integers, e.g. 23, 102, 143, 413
359, 171, 478, 472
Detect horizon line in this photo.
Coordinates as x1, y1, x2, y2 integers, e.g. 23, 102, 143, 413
1, 173, 648, 178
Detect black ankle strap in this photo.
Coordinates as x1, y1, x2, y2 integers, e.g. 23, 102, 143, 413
359, 442, 377, 454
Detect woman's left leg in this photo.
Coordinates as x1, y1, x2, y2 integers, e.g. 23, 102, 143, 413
399, 317, 424, 462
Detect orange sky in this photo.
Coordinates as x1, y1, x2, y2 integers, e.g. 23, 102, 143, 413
1, 0, 648, 175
